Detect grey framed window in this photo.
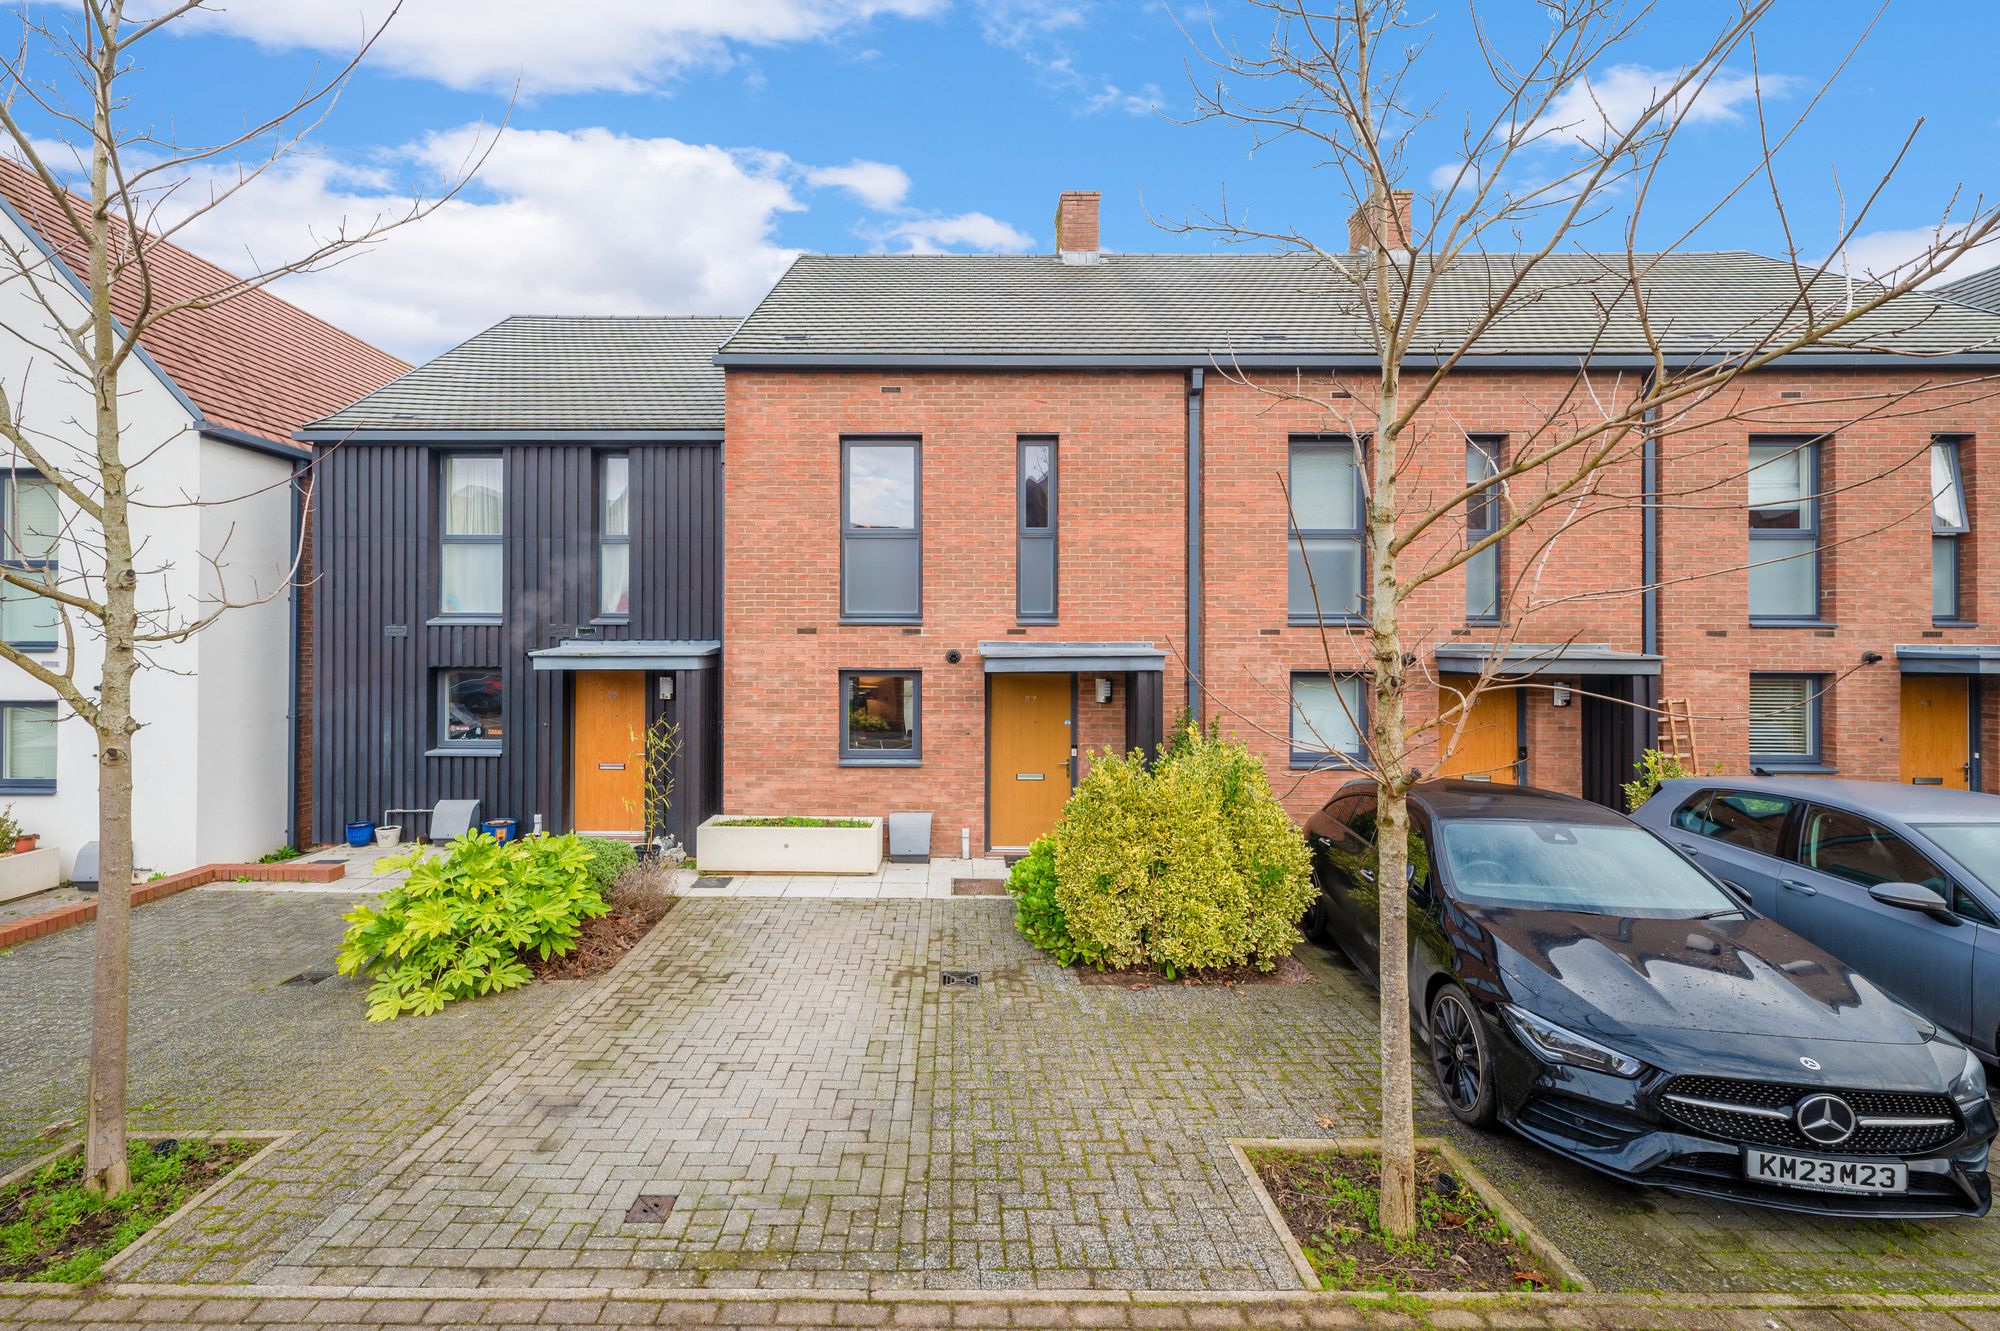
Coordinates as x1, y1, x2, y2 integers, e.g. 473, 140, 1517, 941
1931, 437, 1969, 623
1464, 437, 1503, 623
841, 439, 921, 622
1748, 674, 1821, 767
599, 453, 631, 619
1670, 788, 1796, 858
1747, 439, 1820, 623
0, 471, 59, 651
1287, 436, 1365, 622
437, 668, 503, 751
439, 455, 503, 618
1017, 437, 1057, 623
1290, 672, 1366, 769
0, 700, 56, 794
840, 670, 920, 764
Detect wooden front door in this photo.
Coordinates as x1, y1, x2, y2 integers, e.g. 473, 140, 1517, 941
989, 673, 1073, 851
1900, 675, 1971, 788
573, 671, 646, 833
1436, 674, 1520, 783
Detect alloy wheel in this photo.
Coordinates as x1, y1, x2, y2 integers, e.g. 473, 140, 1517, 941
1430, 991, 1483, 1114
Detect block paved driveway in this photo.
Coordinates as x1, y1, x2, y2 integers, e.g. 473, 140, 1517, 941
3, 889, 1998, 1296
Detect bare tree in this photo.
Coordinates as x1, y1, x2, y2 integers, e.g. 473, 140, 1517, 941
0, 0, 491, 1196
1173, 0, 2000, 1237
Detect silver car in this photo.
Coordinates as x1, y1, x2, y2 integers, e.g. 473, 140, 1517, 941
1633, 777, 2000, 1061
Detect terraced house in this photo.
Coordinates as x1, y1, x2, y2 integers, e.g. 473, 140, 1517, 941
305, 192, 2000, 859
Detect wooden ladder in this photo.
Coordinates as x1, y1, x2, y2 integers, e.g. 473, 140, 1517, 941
1659, 696, 1700, 769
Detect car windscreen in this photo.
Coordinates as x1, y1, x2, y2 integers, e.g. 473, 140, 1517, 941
1437, 817, 1739, 916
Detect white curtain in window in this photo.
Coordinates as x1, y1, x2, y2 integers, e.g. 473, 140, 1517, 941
4, 475, 59, 562
1291, 675, 1362, 757
4, 704, 55, 780
1931, 442, 1968, 531
446, 457, 503, 536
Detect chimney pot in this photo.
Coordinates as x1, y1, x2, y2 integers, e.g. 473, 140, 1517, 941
1055, 190, 1101, 264
1347, 189, 1414, 253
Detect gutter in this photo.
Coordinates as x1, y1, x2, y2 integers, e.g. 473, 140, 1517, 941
1186, 368, 1205, 717
291, 427, 724, 445
709, 350, 2000, 371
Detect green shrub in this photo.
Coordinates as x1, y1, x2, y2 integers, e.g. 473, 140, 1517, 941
1038, 724, 1315, 973
1622, 748, 1693, 813
577, 837, 639, 890
1007, 837, 1101, 967
336, 831, 610, 1021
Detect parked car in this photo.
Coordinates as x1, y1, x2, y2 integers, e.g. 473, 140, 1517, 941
1631, 777, 2000, 1062
1306, 779, 1995, 1217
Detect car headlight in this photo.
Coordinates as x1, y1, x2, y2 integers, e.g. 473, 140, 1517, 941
1947, 1045, 1988, 1110
1502, 1004, 1644, 1078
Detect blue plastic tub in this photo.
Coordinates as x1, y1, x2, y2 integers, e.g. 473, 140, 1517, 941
482, 818, 518, 844
345, 820, 375, 848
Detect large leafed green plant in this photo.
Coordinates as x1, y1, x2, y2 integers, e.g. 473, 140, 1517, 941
1019, 722, 1314, 973
336, 832, 610, 1021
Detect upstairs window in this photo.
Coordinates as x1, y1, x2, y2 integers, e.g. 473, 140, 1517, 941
841, 440, 921, 622
440, 455, 503, 617
1464, 438, 1503, 623
1290, 673, 1366, 769
1747, 439, 1820, 622
1931, 438, 1969, 622
599, 454, 631, 618
0, 472, 60, 651
1287, 437, 1364, 622
1749, 674, 1820, 767
1017, 438, 1057, 623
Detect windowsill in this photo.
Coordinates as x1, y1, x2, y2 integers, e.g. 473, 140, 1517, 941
1751, 762, 1835, 774
1747, 619, 1834, 630
0, 780, 55, 796
1291, 756, 1366, 772
1932, 620, 1979, 629
839, 619, 923, 628
590, 615, 631, 627
3, 643, 57, 655
1287, 616, 1368, 628
1016, 619, 1058, 628
428, 616, 502, 628
426, 745, 502, 758
839, 757, 921, 768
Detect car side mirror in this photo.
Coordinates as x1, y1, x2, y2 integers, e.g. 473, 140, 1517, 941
1867, 880, 1960, 925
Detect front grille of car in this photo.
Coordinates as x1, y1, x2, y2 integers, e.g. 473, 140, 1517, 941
1657, 1075, 1960, 1156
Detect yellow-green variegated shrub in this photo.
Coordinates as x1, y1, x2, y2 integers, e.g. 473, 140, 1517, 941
1046, 724, 1314, 973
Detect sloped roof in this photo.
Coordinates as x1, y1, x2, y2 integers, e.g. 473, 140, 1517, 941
304, 316, 737, 435
717, 251, 2000, 364
1938, 263, 2000, 314
0, 157, 409, 452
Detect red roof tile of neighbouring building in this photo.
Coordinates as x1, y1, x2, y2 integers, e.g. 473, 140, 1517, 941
0, 156, 410, 452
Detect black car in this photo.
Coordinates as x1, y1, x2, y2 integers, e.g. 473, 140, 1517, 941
1306, 779, 1996, 1217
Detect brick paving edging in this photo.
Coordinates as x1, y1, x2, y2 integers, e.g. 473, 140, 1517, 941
0, 860, 346, 951
4, 1284, 2000, 1329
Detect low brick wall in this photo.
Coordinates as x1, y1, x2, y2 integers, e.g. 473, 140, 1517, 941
0, 859, 346, 951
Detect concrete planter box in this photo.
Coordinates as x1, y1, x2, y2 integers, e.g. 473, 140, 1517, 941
0, 845, 59, 904
695, 816, 883, 875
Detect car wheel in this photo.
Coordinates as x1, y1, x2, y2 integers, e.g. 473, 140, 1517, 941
1428, 984, 1497, 1127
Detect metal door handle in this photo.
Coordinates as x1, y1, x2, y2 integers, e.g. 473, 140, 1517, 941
1016, 773, 1044, 781
1781, 878, 1817, 896
1675, 841, 1702, 854
598, 763, 625, 771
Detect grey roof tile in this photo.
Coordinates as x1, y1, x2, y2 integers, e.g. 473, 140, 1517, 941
718, 251, 2000, 361
307, 315, 738, 433
1939, 263, 2000, 314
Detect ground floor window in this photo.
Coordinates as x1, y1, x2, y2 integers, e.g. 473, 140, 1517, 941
1290, 672, 1366, 769
0, 701, 56, 792
841, 670, 919, 764
438, 668, 504, 751
1748, 674, 1820, 767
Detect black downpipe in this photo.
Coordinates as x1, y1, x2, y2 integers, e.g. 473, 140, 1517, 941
1639, 377, 1661, 753
286, 456, 306, 849
1185, 368, 1205, 717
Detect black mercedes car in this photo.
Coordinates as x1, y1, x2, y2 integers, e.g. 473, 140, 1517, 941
1306, 779, 1996, 1217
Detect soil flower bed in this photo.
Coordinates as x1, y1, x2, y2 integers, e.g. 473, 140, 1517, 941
528, 882, 674, 981
711, 816, 871, 828
1250, 1146, 1553, 1293
0, 1137, 258, 1283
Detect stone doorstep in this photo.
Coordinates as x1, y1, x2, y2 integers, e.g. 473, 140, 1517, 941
0, 860, 346, 952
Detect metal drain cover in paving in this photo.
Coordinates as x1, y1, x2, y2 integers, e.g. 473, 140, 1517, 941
940, 970, 980, 988
690, 876, 733, 891
625, 1193, 677, 1223
281, 971, 334, 987
951, 877, 1006, 896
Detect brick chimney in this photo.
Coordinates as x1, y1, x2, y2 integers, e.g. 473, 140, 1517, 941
1055, 190, 1101, 264
1347, 189, 1414, 253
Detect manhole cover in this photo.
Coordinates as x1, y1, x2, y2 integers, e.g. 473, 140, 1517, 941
951, 877, 1006, 896
281, 971, 334, 987
625, 1193, 677, 1223
691, 876, 733, 891
940, 970, 980, 988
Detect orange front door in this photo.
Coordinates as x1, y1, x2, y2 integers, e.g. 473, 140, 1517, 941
573, 671, 645, 833
1436, 674, 1520, 783
1900, 675, 1971, 789
989, 673, 1073, 851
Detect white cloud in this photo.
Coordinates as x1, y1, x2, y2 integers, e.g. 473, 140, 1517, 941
1536, 63, 1790, 148
1837, 226, 1999, 288
977, 0, 1161, 117
873, 211, 1035, 253
804, 160, 912, 210
131, 0, 948, 95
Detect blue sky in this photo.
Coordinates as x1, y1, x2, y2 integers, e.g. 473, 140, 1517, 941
50, 1, 2000, 359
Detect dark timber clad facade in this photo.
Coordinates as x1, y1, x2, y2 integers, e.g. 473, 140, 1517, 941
302, 317, 733, 848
